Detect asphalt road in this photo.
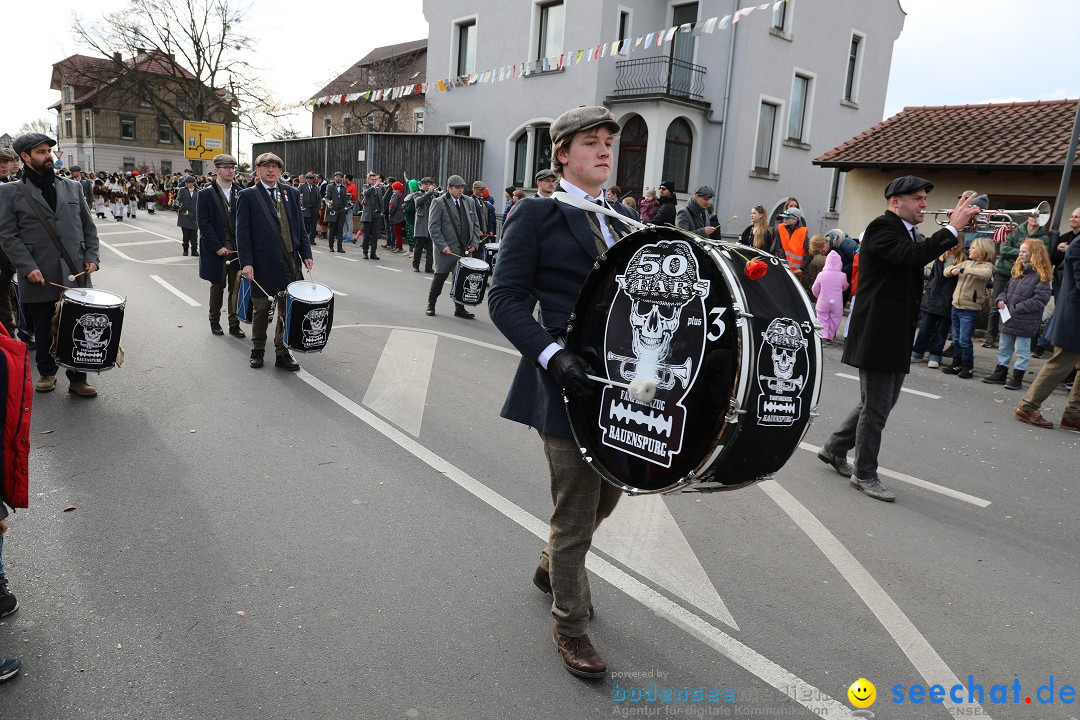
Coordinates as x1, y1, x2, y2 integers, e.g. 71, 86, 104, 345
2, 210, 1077, 720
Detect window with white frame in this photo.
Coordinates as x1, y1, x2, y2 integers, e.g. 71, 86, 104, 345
844, 32, 865, 102
772, 2, 788, 30
413, 109, 424, 133
158, 119, 172, 143
64, 113, 73, 138
456, 20, 477, 76
618, 10, 631, 43
324, 117, 332, 136
787, 73, 811, 142
537, 1, 564, 62
83, 110, 92, 137
120, 116, 136, 140
343, 114, 353, 134
754, 101, 779, 173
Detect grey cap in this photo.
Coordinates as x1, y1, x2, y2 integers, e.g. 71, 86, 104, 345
446, 174, 466, 187
70, 165, 82, 172
549, 106, 620, 145
334, 171, 343, 178
183, 175, 196, 184
694, 185, 715, 197
12, 132, 57, 156
254, 152, 283, 168
304, 172, 315, 179
420, 176, 434, 184
213, 154, 237, 167
780, 207, 804, 220
534, 168, 556, 182
884, 175, 934, 198
472, 180, 485, 190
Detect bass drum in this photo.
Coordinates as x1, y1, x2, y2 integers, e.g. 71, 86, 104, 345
563, 226, 822, 494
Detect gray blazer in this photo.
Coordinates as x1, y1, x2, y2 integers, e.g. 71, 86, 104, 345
412, 190, 435, 238
176, 186, 199, 229
0, 177, 100, 304
360, 184, 383, 222
299, 183, 321, 219
428, 192, 481, 274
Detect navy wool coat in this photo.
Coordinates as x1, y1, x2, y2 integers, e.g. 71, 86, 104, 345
197, 184, 237, 284
235, 184, 311, 296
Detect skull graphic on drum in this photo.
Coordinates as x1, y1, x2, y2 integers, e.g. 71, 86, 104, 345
302, 307, 329, 348
75, 313, 112, 350
464, 272, 484, 301
756, 317, 809, 426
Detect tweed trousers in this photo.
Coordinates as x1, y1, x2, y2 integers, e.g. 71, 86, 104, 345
1019, 348, 1080, 421
538, 431, 621, 637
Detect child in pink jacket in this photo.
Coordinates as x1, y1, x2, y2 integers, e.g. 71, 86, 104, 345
812, 251, 849, 342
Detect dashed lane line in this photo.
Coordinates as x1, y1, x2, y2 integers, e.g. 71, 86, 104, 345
149, 274, 200, 306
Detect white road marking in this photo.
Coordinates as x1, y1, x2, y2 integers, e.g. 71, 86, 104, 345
332, 324, 517, 356
361, 330, 437, 437
376, 265, 401, 272
296, 368, 855, 720
99, 240, 194, 266
798, 443, 991, 507
594, 496, 739, 630
834, 372, 942, 400
150, 274, 200, 306
333, 254, 358, 262
94, 229, 145, 237
109, 239, 176, 248
759, 479, 990, 718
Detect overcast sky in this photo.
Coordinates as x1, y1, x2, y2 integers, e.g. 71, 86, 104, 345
4, 0, 1076, 152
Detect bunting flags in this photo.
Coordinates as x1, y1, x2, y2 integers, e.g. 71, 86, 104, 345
265, 0, 793, 113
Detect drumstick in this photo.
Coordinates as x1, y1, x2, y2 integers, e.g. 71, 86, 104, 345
715, 215, 738, 228
307, 266, 316, 290
249, 276, 274, 298
586, 373, 658, 404
49, 281, 88, 296
67, 270, 88, 281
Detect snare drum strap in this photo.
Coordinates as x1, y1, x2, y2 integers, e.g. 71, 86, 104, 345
14, 181, 86, 286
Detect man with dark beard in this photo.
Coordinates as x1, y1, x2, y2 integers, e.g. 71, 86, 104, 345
0, 133, 100, 397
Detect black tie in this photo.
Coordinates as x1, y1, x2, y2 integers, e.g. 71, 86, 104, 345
910, 226, 918, 243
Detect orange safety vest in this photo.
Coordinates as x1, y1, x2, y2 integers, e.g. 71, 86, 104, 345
778, 225, 808, 275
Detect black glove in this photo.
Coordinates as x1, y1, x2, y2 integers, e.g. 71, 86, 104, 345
547, 349, 594, 401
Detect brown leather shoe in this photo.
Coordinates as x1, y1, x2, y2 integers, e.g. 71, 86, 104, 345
533, 566, 594, 617
1060, 416, 1080, 433
1014, 406, 1053, 429
553, 629, 606, 679
68, 380, 97, 398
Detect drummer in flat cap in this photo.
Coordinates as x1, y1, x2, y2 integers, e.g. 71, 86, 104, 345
489, 106, 637, 679
198, 154, 245, 338
534, 168, 556, 198
817, 176, 980, 501
425, 174, 481, 318
235, 152, 312, 371
0, 132, 100, 397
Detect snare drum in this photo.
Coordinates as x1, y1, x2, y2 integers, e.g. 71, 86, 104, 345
563, 226, 822, 494
482, 242, 500, 269
236, 276, 254, 324
52, 288, 126, 372
449, 257, 490, 306
284, 281, 334, 352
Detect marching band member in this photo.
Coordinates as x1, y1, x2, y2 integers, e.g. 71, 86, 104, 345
197, 154, 245, 339
235, 153, 312, 371
489, 106, 636, 679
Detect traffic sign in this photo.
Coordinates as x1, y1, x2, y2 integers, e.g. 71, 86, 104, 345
183, 121, 226, 161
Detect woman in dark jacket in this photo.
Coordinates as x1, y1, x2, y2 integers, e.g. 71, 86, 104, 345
911, 242, 964, 368
983, 240, 1053, 389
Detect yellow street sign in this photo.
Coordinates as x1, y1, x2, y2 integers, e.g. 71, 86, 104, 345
183, 121, 226, 161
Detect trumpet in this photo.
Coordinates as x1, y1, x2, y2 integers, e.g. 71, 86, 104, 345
928, 200, 1051, 231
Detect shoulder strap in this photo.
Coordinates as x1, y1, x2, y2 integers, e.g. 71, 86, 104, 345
213, 186, 236, 245
14, 181, 84, 285
252, 186, 281, 228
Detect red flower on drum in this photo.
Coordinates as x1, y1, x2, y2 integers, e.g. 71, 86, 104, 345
744, 258, 768, 281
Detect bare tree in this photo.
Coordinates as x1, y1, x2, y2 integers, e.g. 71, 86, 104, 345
18, 117, 58, 136
70, 0, 283, 139
329, 51, 425, 135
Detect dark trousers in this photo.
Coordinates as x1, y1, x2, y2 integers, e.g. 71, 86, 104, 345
427, 272, 465, 313
412, 236, 434, 271
538, 432, 621, 636
181, 228, 198, 254
362, 217, 382, 256
304, 214, 318, 246
824, 368, 906, 481
251, 294, 286, 355
985, 273, 1009, 338
911, 311, 950, 361
209, 260, 241, 328
25, 300, 86, 382
327, 218, 344, 252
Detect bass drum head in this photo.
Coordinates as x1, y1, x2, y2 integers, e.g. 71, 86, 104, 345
564, 227, 820, 494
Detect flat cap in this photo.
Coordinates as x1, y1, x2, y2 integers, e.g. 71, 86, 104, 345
780, 207, 804, 220
213, 154, 237, 167
446, 174, 466, 187
254, 152, 283, 168
472, 180, 485, 190
334, 171, 343, 178
420, 176, 434, 184
13, 132, 56, 156
534, 168, 555, 182
0, 147, 17, 161
549, 106, 620, 145
694, 185, 715, 197
304, 172, 315, 179
182, 175, 196, 183
69, 165, 82, 171
884, 175, 934, 198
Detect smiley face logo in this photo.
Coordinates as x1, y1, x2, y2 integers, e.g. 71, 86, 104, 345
848, 678, 876, 708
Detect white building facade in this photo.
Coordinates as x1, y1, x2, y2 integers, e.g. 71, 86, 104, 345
421, 0, 904, 235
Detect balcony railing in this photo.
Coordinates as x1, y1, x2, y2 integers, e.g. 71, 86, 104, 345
610, 57, 707, 102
